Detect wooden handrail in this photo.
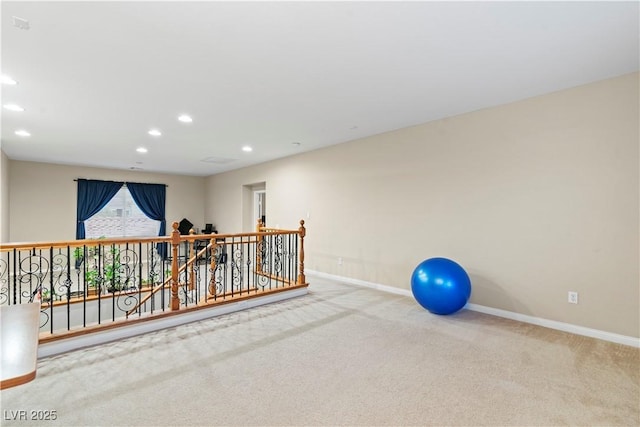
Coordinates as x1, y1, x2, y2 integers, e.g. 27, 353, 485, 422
0, 236, 167, 251
0, 229, 300, 252
3, 220, 308, 340
126, 236, 212, 316
128, 225, 305, 314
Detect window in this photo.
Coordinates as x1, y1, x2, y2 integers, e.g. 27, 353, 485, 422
85, 186, 160, 238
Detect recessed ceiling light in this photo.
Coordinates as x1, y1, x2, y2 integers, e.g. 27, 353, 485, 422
148, 129, 162, 137
12, 16, 30, 31
15, 130, 30, 137
178, 114, 193, 123
136, 147, 148, 153
242, 146, 253, 152
1, 75, 17, 85
3, 103, 24, 112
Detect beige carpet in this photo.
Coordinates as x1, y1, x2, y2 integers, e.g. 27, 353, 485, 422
1, 277, 638, 426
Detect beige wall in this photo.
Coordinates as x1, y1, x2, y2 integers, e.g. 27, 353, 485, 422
206, 73, 639, 338
3, 74, 637, 337
0, 149, 10, 242
8, 161, 206, 243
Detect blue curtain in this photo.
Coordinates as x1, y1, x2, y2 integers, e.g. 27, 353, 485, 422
127, 182, 167, 258
76, 179, 124, 239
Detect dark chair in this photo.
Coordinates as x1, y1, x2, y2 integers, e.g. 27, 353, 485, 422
178, 218, 194, 235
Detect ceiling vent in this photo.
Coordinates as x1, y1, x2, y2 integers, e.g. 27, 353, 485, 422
12, 16, 30, 30
200, 157, 237, 165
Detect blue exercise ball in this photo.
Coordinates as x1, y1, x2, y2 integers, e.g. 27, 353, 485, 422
411, 257, 472, 315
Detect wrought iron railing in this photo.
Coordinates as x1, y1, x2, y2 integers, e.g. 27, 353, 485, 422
0, 220, 307, 338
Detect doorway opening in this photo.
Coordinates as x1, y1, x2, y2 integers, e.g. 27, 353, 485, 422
254, 190, 266, 226
242, 182, 266, 232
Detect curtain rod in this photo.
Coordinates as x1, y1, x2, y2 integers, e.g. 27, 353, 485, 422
73, 179, 167, 187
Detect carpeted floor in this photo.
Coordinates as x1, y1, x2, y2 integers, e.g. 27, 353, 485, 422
1, 277, 638, 426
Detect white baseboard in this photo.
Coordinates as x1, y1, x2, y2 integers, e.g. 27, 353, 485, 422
306, 269, 639, 348
38, 287, 308, 358
307, 269, 413, 297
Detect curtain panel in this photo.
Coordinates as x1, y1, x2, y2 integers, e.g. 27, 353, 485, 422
76, 179, 124, 239
127, 182, 168, 258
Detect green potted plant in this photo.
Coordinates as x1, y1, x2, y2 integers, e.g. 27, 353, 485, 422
73, 247, 85, 270
104, 263, 122, 292
83, 239, 106, 296
41, 288, 51, 303
84, 268, 101, 296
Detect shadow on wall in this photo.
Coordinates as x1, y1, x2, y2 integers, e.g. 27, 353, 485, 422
308, 252, 414, 290
467, 272, 532, 316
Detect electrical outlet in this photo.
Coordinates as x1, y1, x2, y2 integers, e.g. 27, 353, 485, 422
338, 257, 343, 266
568, 291, 579, 304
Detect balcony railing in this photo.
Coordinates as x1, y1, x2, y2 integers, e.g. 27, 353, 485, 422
0, 220, 307, 341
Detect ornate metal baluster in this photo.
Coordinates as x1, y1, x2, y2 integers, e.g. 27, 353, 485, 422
0, 252, 9, 305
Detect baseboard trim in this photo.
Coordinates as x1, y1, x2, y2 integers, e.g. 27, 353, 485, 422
306, 269, 639, 348
38, 287, 308, 358
307, 269, 413, 297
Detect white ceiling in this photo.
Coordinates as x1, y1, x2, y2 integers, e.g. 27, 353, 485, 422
1, 1, 638, 177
